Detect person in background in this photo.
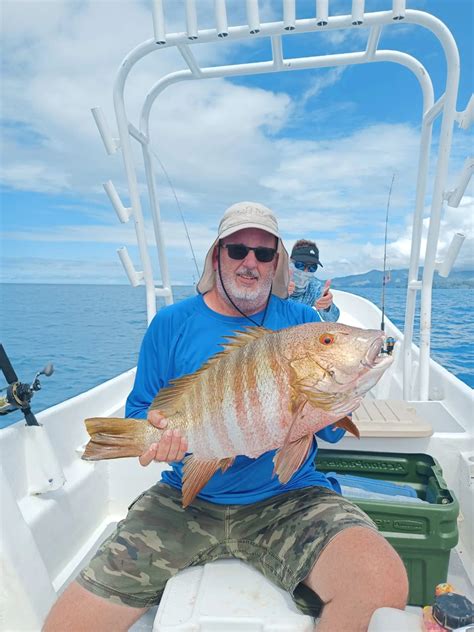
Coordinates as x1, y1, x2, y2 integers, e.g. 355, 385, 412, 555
288, 239, 340, 322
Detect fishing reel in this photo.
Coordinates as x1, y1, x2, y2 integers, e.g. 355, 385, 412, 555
382, 337, 396, 356
0, 344, 54, 425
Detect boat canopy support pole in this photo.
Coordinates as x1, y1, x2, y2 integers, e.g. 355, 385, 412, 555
142, 143, 173, 307
403, 113, 434, 399
416, 14, 460, 401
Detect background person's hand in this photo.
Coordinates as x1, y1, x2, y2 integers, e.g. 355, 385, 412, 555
315, 279, 333, 311
139, 409, 188, 466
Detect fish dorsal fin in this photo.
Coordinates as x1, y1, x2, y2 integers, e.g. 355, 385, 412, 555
273, 434, 314, 484
150, 327, 273, 416
220, 326, 273, 351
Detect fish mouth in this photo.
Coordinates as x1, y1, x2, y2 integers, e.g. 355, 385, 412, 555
361, 335, 389, 369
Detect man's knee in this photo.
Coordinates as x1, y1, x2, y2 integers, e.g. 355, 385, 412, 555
355, 535, 409, 609
306, 527, 409, 608
43, 580, 148, 632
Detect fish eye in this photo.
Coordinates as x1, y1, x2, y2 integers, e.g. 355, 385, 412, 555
319, 334, 334, 346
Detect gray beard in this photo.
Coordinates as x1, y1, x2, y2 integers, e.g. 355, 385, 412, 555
216, 266, 273, 314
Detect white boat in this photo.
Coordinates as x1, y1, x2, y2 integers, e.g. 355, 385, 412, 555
1, 2, 473, 630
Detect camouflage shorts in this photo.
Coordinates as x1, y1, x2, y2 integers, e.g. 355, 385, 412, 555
77, 482, 376, 616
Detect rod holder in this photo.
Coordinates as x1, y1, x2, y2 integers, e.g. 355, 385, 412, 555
316, 0, 328, 26
103, 181, 132, 223
457, 94, 474, 130
437, 233, 465, 278
351, 0, 364, 25
392, 0, 406, 20
283, 0, 296, 30
117, 247, 144, 287
215, 0, 228, 37
155, 287, 173, 298
185, 0, 198, 40
152, 0, 166, 44
446, 156, 474, 208
25, 425, 66, 495
91, 107, 119, 155
246, 0, 260, 34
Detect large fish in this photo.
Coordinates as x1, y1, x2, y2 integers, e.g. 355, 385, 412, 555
83, 322, 392, 506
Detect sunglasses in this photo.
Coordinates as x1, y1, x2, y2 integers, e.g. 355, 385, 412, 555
221, 243, 277, 263
293, 260, 318, 273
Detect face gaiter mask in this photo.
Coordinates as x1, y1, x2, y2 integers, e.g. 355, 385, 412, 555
290, 262, 313, 291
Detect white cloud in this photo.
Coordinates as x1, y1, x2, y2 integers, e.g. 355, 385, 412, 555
388, 195, 474, 270
312, 194, 474, 278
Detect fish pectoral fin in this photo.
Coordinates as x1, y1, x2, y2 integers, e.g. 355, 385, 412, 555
273, 434, 314, 484
334, 415, 360, 438
301, 389, 348, 413
181, 456, 222, 507
82, 417, 148, 461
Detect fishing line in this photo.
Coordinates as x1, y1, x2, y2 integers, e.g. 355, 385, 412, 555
217, 245, 272, 327
381, 173, 395, 332
150, 148, 201, 279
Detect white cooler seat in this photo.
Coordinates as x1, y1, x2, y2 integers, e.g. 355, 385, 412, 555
153, 560, 424, 632
153, 559, 314, 631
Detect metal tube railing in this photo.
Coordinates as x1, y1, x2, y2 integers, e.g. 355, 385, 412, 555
142, 143, 173, 307
409, 12, 460, 400
246, 0, 260, 34
185, 0, 198, 40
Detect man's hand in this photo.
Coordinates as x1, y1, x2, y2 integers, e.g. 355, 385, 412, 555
139, 409, 188, 466
315, 279, 333, 311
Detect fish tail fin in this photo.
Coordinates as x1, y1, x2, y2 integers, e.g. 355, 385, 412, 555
82, 417, 146, 461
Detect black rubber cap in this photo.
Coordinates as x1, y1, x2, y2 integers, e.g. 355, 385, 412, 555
433, 593, 474, 629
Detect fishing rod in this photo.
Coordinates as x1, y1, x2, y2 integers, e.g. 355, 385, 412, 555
381, 173, 396, 355
150, 148, 201, 280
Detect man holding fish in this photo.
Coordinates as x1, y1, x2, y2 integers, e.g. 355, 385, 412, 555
45, 202, 408, 632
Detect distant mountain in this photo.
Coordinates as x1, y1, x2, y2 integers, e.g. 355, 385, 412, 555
331, 268, 474, 289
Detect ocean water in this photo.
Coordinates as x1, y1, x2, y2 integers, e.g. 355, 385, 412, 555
0, 283, 472, 428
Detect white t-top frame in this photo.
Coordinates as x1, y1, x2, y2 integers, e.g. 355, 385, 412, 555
96, 1, 469, 402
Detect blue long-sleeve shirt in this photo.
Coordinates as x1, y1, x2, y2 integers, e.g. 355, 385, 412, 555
126, 293, 345, 504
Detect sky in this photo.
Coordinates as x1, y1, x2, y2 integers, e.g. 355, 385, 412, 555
1, 0, 473, 286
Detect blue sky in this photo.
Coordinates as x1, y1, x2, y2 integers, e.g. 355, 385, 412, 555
1, 0, 473, 285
